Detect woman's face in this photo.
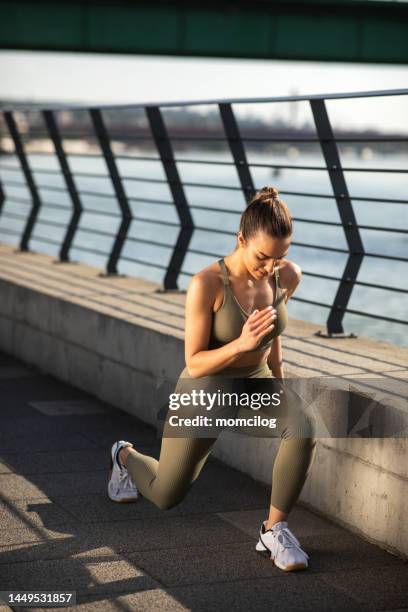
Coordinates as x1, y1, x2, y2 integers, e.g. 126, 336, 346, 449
239, 230, 292, 280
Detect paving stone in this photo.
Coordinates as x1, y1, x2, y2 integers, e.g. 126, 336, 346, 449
0, 498, 79, 532
0, 365, 39, 379
303, 532, 404, 573
0, 350, 21, 366
0, 449, 109, 475
0, 554, 158, 595
0, 400, 41, 418
54, 480, 269, 524
319, 566, 408, 610
0, 535, 121, 565
0, 471, 108, 500
77, 513, 252, 554
80, 426, 160, 450
0, 375, 86, 400
218, 505, 345, 540
24, 589, 189, 612
0, 413, 143, 438
0, 431, 97, 453
0, 527, 74, 558
0, 474, 53, 500
126, 541, 292, 587
29, 399, 112, 416
164, 575, 367, 612
0, 515, 249, 565
125, 531, 405, 589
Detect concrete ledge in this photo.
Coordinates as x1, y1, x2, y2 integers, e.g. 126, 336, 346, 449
0, 243, 407, 557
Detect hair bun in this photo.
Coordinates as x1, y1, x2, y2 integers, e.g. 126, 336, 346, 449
259, 186, 279, 199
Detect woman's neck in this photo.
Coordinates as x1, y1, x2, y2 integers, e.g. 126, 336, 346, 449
225, 250, 258, 286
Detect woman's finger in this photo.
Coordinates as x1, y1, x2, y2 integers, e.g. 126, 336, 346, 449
249, 307, 274, 327
252, 312, 276, 333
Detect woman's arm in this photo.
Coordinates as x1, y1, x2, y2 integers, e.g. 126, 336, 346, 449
267, 335, 284, 379
184, 274, 243, 378
267, 260, 302, 378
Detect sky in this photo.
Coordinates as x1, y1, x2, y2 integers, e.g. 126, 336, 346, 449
0, 50, 407, 131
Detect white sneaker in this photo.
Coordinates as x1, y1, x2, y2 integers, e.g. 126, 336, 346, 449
255, 520, 309, 571
107, 440, 139, 503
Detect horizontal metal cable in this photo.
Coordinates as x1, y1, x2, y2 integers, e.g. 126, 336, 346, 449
119, 255, 169, 271
1, 211, 29, 221
2, 86, 406, 113
0, 227, 21, 236
293, 217, 408, 234
37, 202, 71, 211
301, 270, 407, 293
2, 195, 32, 205
242, 136, 408, 143
78, 189, 115, 199
81, 207, 120, 218
292, 240, 408, 261
189, 203, 241, 215
342, 166, 408, 173
1, 179, 29, 188
38, 184, 68, 193
127, 196, 174, 206
0, 164, 22, 172
292, 296, 407, 325
70, 244, 108, 256
124, 235, 174, 248
32, 218, 67, 229
29, 235, 62, 246
132, 215, 180, 228
75, 226, 116, 238
9, 134, 408, 146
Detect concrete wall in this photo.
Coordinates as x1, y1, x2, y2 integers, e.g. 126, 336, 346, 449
0, 244, 407, 558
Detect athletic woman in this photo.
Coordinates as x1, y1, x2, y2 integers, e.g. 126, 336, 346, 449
107, 186, 317, 572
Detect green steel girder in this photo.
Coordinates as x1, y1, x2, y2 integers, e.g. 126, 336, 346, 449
0, 0, 407, 64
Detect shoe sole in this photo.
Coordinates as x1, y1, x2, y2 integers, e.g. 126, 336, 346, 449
108, 445, 138, 503
256, 543, 308, 572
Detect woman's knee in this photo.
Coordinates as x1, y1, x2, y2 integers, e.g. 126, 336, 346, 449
283, 409, 317, 441
155, 484, 192, 511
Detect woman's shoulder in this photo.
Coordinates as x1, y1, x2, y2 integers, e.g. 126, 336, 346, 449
191, 259, 223, 284
276, 259, 302, 302
186, 260, 224, 304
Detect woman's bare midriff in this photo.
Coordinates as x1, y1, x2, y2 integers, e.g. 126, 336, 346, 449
228, 346, 271, 368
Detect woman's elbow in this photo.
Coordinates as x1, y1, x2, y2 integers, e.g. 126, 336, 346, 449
185, 359, 199, 378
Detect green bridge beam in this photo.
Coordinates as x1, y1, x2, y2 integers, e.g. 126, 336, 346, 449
1, 0, 408, 64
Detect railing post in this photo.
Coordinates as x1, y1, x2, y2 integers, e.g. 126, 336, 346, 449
146, 106, 194, 290
0, 174, 4, 220
43, 110, 83, 262
310, 98, 364, 336
219, 103, 255, 203
4, 111, 42, 252
89, 108, 132, 275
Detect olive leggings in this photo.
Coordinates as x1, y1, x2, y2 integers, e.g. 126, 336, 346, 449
126, 362, 317, 513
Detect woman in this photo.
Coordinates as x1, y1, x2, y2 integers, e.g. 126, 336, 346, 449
107, 186, 317, 572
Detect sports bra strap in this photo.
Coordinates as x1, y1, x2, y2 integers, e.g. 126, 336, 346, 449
274, 264, 281, 288
218, 258, 230, 286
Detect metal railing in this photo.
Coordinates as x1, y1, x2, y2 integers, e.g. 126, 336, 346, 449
0, 88, 407, 338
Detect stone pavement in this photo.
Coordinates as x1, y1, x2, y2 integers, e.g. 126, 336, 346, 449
0, 349, 407, 612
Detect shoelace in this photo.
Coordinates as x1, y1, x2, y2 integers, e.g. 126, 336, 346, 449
118, 468, 136, 492
276, 527, 309, 558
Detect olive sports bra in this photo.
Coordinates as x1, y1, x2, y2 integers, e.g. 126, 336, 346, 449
208, 258, 288, 352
